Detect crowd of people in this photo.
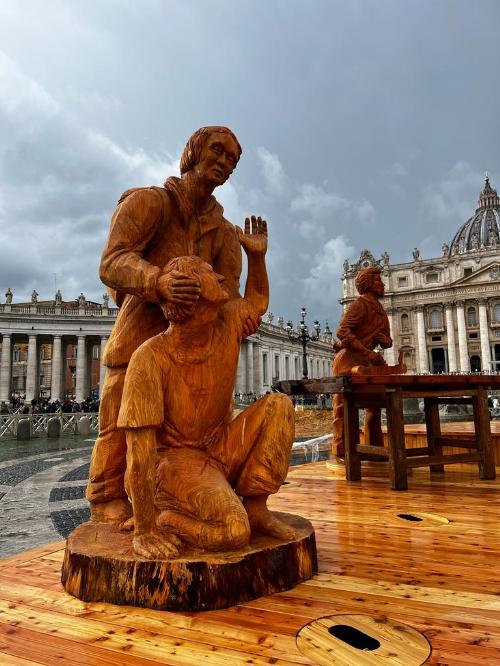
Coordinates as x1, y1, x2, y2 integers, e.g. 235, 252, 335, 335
0, 396, 100, 415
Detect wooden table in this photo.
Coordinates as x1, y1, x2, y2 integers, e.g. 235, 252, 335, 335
277, 374, 499, 490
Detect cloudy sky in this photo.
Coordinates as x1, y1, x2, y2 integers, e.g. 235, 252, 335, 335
0, 0, 499, 327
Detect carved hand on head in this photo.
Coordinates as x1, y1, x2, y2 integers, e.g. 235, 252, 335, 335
236, 216, 268, 255
132, 530, 182, 560
157, 270, 201, 305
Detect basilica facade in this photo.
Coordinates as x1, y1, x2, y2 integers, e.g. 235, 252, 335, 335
341, 177, 500, 374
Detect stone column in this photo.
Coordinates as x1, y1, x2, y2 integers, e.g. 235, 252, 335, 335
25, 334, 38, 402
415, 306, 429, 372
235, 340, 246, 394
75, 336, 87, 402
246, 340, 254, 394
0, 334, 12, 403
99, 336, 108, 397
385, 308, 396, 365
478, 299, 492, 372
50, 335, 63, 401
456, 301, 469, 371
445, 304, 457, 372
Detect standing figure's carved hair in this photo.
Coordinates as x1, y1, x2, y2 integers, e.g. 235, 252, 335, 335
355, 266, 381, 295
179, 126, 242, 175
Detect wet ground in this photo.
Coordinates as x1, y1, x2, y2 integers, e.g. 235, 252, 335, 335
0, 436, 94, 558
0, 411, 333, 559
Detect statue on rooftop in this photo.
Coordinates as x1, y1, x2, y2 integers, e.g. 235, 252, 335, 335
102, 292, 109, 307
441, 242, 449, 256
55, 290, 63, 305
31, 290, 38, 304
5, 288, 12, 304
343, 258, 350, 273
77, 293, 86, 307
381, 251, 389, 266
412, 247, 420, 261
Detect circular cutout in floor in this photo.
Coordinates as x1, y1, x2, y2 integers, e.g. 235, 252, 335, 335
296, 614, 431, 665
394, 511, 449, 526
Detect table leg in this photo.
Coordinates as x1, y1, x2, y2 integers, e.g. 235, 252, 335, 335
473, 387, 496, 480
344, 395, 361, 481
424, 397, 444, 473
386, 388, 407, 490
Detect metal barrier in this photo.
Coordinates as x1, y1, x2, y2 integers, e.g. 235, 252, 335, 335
0, 413, 99, 439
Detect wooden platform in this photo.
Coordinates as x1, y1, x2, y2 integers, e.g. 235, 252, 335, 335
1, 460, 499, 665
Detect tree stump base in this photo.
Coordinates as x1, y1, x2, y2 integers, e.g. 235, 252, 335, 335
61, 512, 317, 611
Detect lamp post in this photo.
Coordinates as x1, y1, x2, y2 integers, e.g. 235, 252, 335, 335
286, 307, 327, 379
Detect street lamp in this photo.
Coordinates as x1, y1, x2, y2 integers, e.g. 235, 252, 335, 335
286, 307, 322, 379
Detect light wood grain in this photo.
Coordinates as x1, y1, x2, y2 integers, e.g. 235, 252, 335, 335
1, 460, 500, 664
296, 614, 431, 665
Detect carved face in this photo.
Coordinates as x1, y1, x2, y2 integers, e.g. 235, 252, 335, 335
195, 133, 240, 186
371, 273, 385, 297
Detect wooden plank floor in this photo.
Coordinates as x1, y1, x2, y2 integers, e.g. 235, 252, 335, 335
0, 461, 499, 665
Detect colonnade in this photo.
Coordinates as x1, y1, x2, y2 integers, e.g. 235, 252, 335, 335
0, 333, 108, 403
385, 299, 495, 373
234, 337, 333, 395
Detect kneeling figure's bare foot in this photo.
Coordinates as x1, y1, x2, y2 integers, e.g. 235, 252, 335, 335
244, 496, 297, 541
90, 498, 132, 524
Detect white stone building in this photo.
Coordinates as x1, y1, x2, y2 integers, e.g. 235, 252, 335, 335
341, 177, 500, 374
0, 298, 333, 403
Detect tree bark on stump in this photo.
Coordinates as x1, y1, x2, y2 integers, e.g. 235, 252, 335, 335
61, 512, 317, 611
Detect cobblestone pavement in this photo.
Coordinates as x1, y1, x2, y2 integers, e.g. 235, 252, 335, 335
0, 436, 94, 558
0, 433, 331, 559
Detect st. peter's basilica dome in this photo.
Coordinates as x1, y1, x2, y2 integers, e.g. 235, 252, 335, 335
448, 177, 500, 255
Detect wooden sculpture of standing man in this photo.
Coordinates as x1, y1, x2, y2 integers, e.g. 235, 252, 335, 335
87, 127, 260, 524
332, 266, 392, 457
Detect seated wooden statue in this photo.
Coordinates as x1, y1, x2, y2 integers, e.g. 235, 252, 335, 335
117, 217, 296, 559
332, 266, 405, 458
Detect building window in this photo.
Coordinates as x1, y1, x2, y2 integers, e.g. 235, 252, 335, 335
285, 356, 290, 379
494, 304, 500, 322
463, 267, 473, 277
469, 332, 478, 339
92, 345, 100, 360
294, 356, 299, 378
262, 353, 268, 385
429, 309, 443, 328
274, 355, 280, 380
401, 313, 409, 332
316, 360, 320, 377
425, 272, 440, 283
398, 276, 408, 288
431, 335, 442, 342
467, 306, 477, 327
13, 346, 20, 361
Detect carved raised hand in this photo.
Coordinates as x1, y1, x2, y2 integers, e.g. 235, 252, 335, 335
236, 216, 268, 255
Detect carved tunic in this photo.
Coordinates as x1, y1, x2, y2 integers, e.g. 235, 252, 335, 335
117, 298, 254, 456
101, 177, 242, 367
334, 295, 391, 374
